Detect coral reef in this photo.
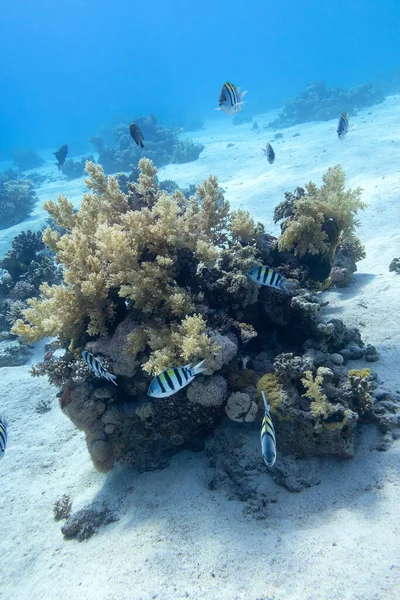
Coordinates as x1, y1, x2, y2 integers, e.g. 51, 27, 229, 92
0, 230, 62, 294
0, 179, 37, 229
61, 502, 117, 540
90, 115, 204, 174
53, 494, 72, 520
269, 80, 384, 128
14, 158, 394, 475
60, 155, 95, 180
274, 166, 366, 282
12, 148, 45, 171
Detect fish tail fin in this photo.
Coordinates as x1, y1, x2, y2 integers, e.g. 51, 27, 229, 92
140, 141, 144, 148
106, 372, 118, 386
261, 391, 270, 413
282, 280, 296, 293
192, 359, 207, 376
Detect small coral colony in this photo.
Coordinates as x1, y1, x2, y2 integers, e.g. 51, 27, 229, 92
0, 80, 391, 476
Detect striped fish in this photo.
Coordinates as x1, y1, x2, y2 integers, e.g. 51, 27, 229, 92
148, 360, 207, 398
81, 350, 118, 386
337, 113, 349, 140
247, 265, 295, 292
260, 391, 276, 467
262, 143, 275, 164
0, 415, 8, 460
217, 82, 248, 116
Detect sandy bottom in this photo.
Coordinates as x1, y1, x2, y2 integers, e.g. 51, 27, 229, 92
1, 97, 400, 599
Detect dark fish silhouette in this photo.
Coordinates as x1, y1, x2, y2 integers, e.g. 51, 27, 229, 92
54, 144, 68, 169
337, 113, 349, 140
129, 123, 144, 148
262, 143, 275, 164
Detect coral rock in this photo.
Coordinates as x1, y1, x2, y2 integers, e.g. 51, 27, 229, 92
187, 375, 228, 407
225, 392, 258, 423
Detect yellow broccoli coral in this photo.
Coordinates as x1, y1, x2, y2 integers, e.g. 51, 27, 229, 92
257, 373, 284, 414
14, 160, 242, 373
301, 370, 333, 418
278, 165, 366, 264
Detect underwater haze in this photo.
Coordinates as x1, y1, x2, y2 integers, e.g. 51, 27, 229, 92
2, 0, 400, 598
1, 0, 400, 156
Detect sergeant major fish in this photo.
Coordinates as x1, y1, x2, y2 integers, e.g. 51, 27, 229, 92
148, 360, 207, 398
217, 82, 248, 116
129, 123, 144, 148
260, 391, 276, 467
54, 144, 68, 169
247, 266, 295, 292
337, 113, 349, 140
81, 350, 118, 386
0, 415, 8, 460
262, 143, 275, 164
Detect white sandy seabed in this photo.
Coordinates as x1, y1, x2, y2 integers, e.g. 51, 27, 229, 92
0, 96, 400, 600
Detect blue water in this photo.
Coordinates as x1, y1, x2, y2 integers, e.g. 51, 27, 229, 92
1, 0, 400, 158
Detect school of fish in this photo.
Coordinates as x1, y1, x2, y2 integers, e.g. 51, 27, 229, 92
2, 81, 356, 470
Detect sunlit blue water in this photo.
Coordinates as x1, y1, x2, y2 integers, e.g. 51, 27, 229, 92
1, 0, 400, 158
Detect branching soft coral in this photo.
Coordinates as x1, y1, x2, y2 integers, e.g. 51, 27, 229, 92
12, 159, 259, 371
126, 314, 220, 375
278, 166, 366, 263
301, 370, 333, 418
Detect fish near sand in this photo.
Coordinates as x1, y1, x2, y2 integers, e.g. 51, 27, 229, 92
262, 143, 275, 164
247, 266, 295, 292
260, 391, 276, 467
337, 113, 349, 140
129, 123, 144, 148
217, 82, 248, 116
54, 144, 68, 169
148, 360, 207, 398
81, 350, 118, 386
0, 415, 8, 460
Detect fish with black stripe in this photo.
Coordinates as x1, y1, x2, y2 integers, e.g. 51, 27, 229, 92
0, 415, 8, 460
217, 82, 248, 116
81, 350, 118, 386
262, 143, 275, 164
260, 391, 276, 467
247, 265, 295, 292
337, 113, 349, 140
148, 360, 207, 398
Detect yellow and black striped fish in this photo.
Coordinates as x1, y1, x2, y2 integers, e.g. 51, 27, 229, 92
260, 391, 276, 467
81, 350, 118, 386
247, 265, 295, 292
148, 360, 206, 398
217, 82, 248, 116
0, 415, 8, 460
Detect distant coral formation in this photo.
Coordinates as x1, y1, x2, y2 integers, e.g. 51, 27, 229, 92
269, 80, 384, 128
90, 115, 204, 174
14, 160, 396, 475
12, 148, 45, 172
60, 155, 95, 180
0, 178, 37, 230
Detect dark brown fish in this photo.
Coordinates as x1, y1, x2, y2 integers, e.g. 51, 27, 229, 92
129, 123, 144, 148
54, 144, 68, 169
44, 350, 54, 362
